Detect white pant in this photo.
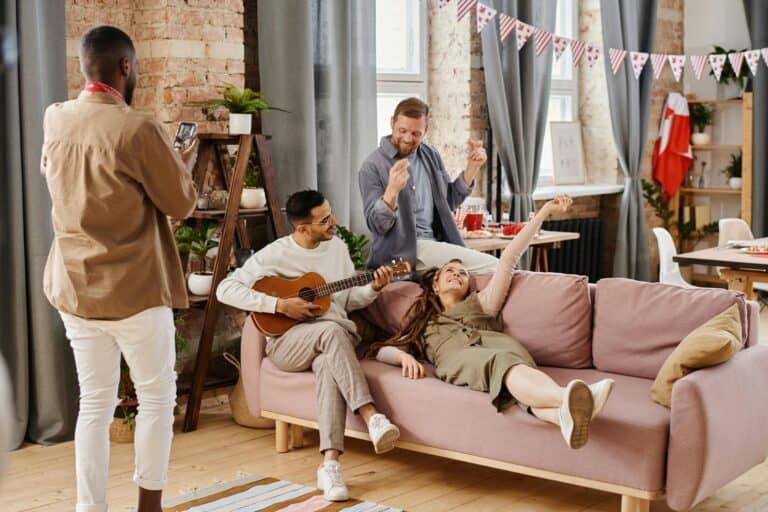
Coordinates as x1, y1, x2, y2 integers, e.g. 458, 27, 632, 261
60, 306, 177, 512
416, 239, 499, 273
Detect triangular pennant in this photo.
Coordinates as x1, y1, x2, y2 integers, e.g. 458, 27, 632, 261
437, 0, 451, 9
498, 13, 516, 44
570, 39, 586, 66
709, 54, 726, 81
515, 21, 534, 51
475, 2, 497, 33
667, 55, 686, 82
629, 51, 649, 79
690, 55, 707, 80
552, 36, 569, 61
728, 52, 744, 78
762, 48, 768, 69
744, 50, 760, 76
585, 45, 601, 69
534, 28, 553, 56
456, 0, 477, 22
609, 48, 628, 75
650, 53, 667, 79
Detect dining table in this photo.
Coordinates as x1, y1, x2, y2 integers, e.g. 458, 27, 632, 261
673, 238, 768, 300
463, 230, 580, 272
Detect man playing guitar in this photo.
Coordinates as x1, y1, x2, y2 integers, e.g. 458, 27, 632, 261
216, 190, 401, 502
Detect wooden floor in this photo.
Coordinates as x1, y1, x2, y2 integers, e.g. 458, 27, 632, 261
3, 406, 768, 512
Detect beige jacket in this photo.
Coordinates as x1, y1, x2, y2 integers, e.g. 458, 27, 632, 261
42, 91, 197, 320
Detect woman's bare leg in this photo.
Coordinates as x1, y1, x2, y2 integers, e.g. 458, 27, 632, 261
503, 365, 564, 409
529, 407, 560, 426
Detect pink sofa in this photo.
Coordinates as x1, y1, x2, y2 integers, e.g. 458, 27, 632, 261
240, 273, 768, 511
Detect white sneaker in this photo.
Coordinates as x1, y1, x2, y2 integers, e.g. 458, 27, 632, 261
317, 460, 349, 501
367, 413, 400, 454
589, 379, 615, 420
559, 379, 594, 449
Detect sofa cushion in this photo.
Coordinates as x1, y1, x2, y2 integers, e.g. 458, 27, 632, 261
650, 303, 743, 407
593, 278, 748, 379
364, 271, 593, 368
259, 360, 669, 492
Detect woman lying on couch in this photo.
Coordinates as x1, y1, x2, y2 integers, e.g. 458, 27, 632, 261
370, 196, 613, 449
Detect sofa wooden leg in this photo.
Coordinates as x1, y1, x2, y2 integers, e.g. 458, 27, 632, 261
276, 421, 290, 453
620, 495, 650, 512
291, 424, 304, 448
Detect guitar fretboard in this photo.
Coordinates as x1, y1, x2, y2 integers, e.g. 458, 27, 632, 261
311, 272, 376, 298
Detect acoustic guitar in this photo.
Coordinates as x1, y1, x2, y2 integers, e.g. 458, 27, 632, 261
250, 260, 411, 336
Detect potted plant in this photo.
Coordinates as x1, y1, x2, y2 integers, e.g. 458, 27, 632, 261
175, 221, 220, 296
709, 46, 749, 99
335, 225, 370, 271
201, 84, 285, 135
721, 151, 743, 189
240, 153, 266, 209
689, 103, 714, 145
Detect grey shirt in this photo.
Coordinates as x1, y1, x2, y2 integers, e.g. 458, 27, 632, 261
358, 136, 473, 269
408, 153, 435, 240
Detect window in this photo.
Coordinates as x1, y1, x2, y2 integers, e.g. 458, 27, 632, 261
538, 0, 579, 186
375, 0, 428, 141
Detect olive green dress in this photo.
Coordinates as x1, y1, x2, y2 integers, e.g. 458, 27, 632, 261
423, 292, 536, 411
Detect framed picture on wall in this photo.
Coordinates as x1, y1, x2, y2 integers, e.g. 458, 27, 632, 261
550, 121, 586, 185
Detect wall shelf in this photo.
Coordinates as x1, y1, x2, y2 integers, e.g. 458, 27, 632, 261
691, 144, 742, 151
679, 187, 741, 196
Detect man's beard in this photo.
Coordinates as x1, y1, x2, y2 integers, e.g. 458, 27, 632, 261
395, 140, 417, 156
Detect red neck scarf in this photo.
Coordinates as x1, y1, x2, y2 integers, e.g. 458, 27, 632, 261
84, 81, 125, 102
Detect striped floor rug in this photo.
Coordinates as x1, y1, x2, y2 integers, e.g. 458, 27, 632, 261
162, 474, 403, 512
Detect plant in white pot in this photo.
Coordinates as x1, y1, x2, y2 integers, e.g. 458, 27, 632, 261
721, 151, 743, 189
175, 221, 219, 296
689, 102, 714, 145
202, 84, 286, 135
240, 154, 267, 209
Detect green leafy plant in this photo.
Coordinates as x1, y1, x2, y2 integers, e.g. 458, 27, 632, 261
200, 83, 288, 118
708, 46, 749, 88
641, 179, 674, 229
335, 225, 370, 271
721, 151, 742, 179
689, 103, 715, 133
174, 221, 220, 272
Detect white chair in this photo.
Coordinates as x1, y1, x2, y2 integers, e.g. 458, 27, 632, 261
653, 227, 696, 288
717, 218, 768, 299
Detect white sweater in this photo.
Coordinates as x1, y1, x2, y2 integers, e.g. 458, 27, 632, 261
216, 235, 378, 338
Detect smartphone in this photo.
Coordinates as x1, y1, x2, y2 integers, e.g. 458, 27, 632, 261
174, 122, 197, 150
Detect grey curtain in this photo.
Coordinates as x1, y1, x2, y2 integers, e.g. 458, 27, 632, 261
600, 0, 656, 280
743, 0, 767, 237
258, 0, 377, 235
1, 1, 78, 448
481, 0, 557, 223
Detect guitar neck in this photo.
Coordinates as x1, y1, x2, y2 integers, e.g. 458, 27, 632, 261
313, 272, 376, 298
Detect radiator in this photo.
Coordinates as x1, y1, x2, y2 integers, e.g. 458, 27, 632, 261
541, 218, 603, 282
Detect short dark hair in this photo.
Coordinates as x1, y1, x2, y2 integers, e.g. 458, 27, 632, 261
286, 190, 326, 225
79, 25, 135, 81
393, 97, 429, 121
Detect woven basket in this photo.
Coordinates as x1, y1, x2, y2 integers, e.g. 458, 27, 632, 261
109, 417, 135, 443
223, 353, 275, 429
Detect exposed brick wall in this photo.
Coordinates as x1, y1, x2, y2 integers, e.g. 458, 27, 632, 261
65, 0, 244, 136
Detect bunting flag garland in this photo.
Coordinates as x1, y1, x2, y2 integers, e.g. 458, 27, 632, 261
534, 28, 553, 56
744, 49, 761, 76
552, 35, 569, 61
515, 21, 534, 51
499, 13, 515, 43
667, 55, 685, 82
585, 45, 600, 69
690, 55, 707, 80
762, 48, 768, 69
456, 0, 477, 22
728, 51, 745, 78
570, 39, 587, 66
609, 48, 628, 75
629, 51, 649, 79
650, 53, 667, 79
709, 54, 726, 81
437, 0, 451, 9
475, 2, 497, 32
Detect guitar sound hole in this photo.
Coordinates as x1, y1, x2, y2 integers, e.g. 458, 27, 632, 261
298, 288, 316, 302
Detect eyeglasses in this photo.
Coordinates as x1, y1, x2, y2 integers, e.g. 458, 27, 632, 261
301, 211, 336, 226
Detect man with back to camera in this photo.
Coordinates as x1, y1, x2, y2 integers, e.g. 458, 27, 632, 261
359, 97, 498, 272
41, 25, 198, 512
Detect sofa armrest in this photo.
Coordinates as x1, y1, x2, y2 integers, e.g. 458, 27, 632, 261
666, 345, 768, 511
240, 316, 267, 417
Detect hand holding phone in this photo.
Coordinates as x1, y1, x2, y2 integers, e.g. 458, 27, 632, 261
174, 122, 197, 150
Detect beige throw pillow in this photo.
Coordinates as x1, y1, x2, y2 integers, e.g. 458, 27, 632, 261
651, 303, 743, 407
